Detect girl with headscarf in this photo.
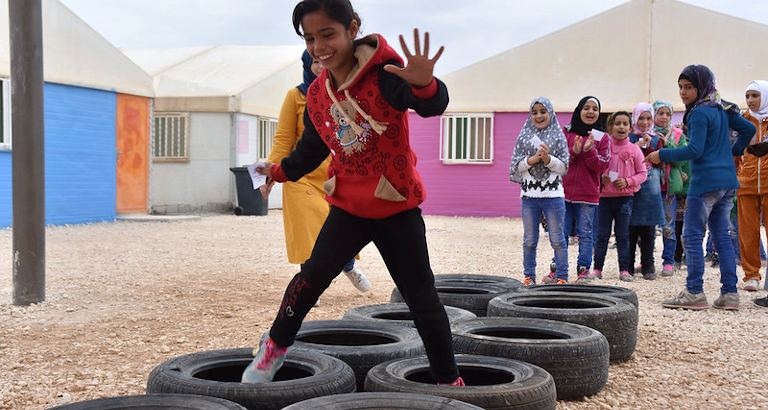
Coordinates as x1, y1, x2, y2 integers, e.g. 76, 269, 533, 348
510, 97, 569, 286
266, 50, 370, 300
646, 64, 755, 311
558, 96, 612, 283
735, 80, 768, 294
628, 103, 665, 280
652, 100, 690, 277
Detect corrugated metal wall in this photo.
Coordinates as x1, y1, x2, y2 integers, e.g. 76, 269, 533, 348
0, 83, 117, 228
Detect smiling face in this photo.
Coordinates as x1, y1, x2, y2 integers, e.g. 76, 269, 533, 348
678, 79, 698, 106
301, 10, 358, 81
637, 111, 653, 133
531, 103, 551, 130
580, 100, 600, 126
655, 106, 672, 128
746, 90, 762, 112
611, 114, 631, 140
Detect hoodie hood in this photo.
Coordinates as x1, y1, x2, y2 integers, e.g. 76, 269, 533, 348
334, 34, 403, 91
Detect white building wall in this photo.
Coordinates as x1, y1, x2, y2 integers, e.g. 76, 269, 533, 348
151, 112, 233, 214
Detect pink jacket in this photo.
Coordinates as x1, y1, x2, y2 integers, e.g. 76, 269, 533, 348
600, 136, 647, 197
562, 129, 612, 205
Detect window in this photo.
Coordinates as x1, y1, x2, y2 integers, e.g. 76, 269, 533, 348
153, 113, 189, 162
440, 113, 493, 164
0, 78, 11, 150
257, 117, 278, 161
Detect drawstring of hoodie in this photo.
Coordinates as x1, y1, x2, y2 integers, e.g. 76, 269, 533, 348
325, 78, 388, 138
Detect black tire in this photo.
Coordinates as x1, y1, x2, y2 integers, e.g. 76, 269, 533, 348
451, 317, 609, 399
146, 348, 355, 410
513, 283, 639, 308
46, 394, 247, 410
365, 354, 556, 410
433, 274, 523, 291
487, 292, 638, 362
342, 303, 476, 327
390, 282, 511, 316
287, 320, 426, 391
281, 392, 484, 409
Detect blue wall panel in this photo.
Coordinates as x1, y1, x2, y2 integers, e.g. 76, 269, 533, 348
0, 83, 116, 228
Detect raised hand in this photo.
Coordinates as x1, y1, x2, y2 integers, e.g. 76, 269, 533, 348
573, 136, 583, 154
583, 135, 595, 152
383, 28, 444, 88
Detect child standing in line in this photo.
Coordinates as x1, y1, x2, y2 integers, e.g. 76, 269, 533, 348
652, 100, 689, 277
647, 64, 755, 311
510, 97, 570, 286
735, 80, 768, 292
243, 0, 463, 386
628, 103, 666, 280
559, 96, 611, 283
592, 111, 647, 281
266, 50, 370, 303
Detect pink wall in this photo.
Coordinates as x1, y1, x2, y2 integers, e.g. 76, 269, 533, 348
410, 112, 571, 218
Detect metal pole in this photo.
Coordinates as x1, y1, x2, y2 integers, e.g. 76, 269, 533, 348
10, 0, 45, 305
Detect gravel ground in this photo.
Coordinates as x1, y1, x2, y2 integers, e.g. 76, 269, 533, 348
1, 211, 767, 409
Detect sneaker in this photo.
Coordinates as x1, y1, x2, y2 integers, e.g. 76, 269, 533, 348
635, 265, 642, 273
568, 236, 576, 245
712, 292, 739, 310
711, 253, 720, 267
438, 376, 465, 386
754, 296, 768, 308
705, 253, 714, 263
662, 289, 709, 310
241, 338, 287, 383
588, 269, 602, 279
556, 278, 568, 284
743, 279, 759, 292
619, 271, 634, 282
661, 264, 674, 277
643, 271, 657, 280
313, 298, 321, 307
542, 270, 556, 284
343, 267, 370, 292
523, 277, 535, 286
575, 266, 591, 283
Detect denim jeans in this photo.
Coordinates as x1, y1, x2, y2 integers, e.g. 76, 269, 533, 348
521, 197, 569, 281
661, 193, 677, 266
564, 201, 575, 238
594, 196, 634, 272
566, 201, 597, 269
683, 189, 737, 294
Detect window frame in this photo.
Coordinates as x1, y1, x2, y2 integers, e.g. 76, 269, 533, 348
439, 113, 494, 164
152, 112, 190, 163
0, 78, 11, 151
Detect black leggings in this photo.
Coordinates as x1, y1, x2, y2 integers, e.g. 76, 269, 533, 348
269, 206, 459, 383
629, 225, 655, 273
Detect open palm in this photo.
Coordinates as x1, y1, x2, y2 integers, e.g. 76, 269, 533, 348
383, 28, 444, 88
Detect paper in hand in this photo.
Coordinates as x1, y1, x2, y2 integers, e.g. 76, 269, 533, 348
591, 129, 605, 141
247, 162, 268, 190
529, 136, 543, 148
609, 171, 619, 182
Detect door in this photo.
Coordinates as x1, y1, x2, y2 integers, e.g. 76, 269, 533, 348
116, 94, 150, 213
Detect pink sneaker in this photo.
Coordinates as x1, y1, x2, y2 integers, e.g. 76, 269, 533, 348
661, 264, 674, 277
588, 269, 602, 279
438, 376, 465, 386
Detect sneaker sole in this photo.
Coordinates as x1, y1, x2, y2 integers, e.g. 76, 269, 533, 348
743, 286, 758, 292
712, 304, 739, 311
661, 302, 709, 310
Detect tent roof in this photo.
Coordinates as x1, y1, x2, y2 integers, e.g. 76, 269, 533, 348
0, 0, 153, 97
442, 0, 768, 113
123, 44, 305, 116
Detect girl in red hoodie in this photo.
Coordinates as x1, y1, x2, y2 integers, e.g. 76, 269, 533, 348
242, 0, 462, 387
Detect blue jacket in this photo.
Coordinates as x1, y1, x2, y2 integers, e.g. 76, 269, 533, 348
658, 106, 755, 196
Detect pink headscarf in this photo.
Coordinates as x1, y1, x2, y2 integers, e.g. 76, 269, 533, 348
632, 103, 654, 136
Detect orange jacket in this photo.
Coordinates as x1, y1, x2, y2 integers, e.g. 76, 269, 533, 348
736, 112, 768, 195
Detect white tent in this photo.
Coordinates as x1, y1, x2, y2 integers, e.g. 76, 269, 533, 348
123, 45, 305, 117
0, 0, 153, 97
442, 0, 768, 113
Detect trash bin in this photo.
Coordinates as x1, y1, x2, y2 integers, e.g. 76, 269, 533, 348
229, 167, 268, 216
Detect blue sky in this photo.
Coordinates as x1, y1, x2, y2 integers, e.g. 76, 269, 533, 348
58, 0, 768, 76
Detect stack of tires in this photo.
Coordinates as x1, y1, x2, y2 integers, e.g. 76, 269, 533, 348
50, 274, 638, 410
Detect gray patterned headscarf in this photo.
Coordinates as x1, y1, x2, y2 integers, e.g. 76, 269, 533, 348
510, 97, 569, 184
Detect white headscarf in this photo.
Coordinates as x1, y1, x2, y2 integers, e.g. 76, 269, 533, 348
509, 97, 569, 184
746, 80, 768, 121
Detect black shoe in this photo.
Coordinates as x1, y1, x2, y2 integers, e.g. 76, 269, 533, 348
755, 297, 768, 308
711, 253, 719, 268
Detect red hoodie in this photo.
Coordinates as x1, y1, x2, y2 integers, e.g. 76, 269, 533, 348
270, 34, 449, 219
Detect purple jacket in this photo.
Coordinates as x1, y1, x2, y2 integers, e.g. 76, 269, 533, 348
562, 129, 612, 204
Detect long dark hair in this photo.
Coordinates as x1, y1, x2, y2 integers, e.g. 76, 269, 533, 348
292, 0, 361, 37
